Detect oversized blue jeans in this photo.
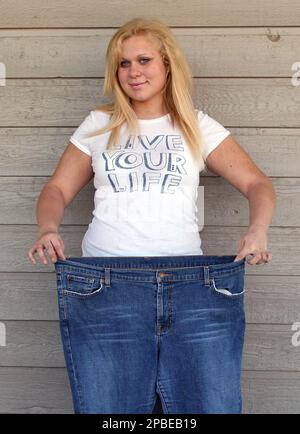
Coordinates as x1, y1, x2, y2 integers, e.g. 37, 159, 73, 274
54, 255, 246, 414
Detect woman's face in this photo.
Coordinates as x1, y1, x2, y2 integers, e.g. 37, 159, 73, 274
117, 34, 168, 111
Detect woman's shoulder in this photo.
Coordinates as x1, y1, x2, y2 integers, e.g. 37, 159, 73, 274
91, 108, 112, 120
195, 107, 206, 121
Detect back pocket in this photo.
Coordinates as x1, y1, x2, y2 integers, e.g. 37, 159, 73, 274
64, 273, 103, 298
210, 272, 245, 299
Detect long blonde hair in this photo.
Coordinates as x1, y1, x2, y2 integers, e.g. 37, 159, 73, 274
88, 17, 205, 166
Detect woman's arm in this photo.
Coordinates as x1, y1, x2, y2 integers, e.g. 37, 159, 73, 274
205, 134, 276, 265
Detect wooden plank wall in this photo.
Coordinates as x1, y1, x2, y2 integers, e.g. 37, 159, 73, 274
0, 0, 300, 414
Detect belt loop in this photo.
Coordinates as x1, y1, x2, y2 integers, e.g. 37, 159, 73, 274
104, 268, 111, 287
203, 266, 210, 286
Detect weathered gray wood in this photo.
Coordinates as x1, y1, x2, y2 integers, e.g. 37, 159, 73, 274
0, 367, 299, 413
244, 275, 300, 324
201, 226, 299, 276
0, 127, 73, 176
0, 225, 296, 274
0, 177, 94, 224
0, 322, 299, 371
0, 274, 299, 325
0, 273, 60, 320
0, 28, 297, 77
243, 324, 300, 371
201, 177, 299, 227
1, 0, 300, 27
1, 127, 300, 177
0, 79, 299, 127
0, 367, 73, 413
0, 177, 296, 226
242, 371, 300, 414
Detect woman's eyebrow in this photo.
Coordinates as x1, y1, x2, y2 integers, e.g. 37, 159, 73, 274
120, 53, 150, 60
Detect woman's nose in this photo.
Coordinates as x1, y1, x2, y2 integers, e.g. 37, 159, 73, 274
128, 63, 142, 77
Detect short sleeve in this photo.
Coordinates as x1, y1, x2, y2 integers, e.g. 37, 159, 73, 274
69, 111, 95, 156
197, 110, 231, 160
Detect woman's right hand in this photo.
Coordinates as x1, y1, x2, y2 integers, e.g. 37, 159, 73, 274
27, 230, 66, 265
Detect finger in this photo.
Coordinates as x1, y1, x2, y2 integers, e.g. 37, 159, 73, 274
247, 252, 262, 265
234, 255, 243, 262
252, 252, 266, 265
50, 239, 66, 262
255, 253, 266, 265
263, 251, 272, 264
28, 248, 37, 265
57, 236, 64, 248
37, 245, 48, 265
234, 248, 249, 262
46, 241, 57, 263
59, 238, 66, 257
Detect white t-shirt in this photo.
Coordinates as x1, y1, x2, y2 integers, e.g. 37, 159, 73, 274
69, 109, 231, 257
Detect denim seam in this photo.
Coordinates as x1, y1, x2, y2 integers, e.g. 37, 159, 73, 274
209, 278, 245, 300
161, 283, 173, 334
56, 267, 244, 281
62, 312, 85, 413
211, 267, 244, 278
63, 286, 103, 298
63, 278, 104, 298
56, 262, 244, 272
56, 272, 68, 321
156, 381, 169, 414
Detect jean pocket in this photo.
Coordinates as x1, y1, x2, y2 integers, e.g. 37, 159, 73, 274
209, 272, 245, 299
63, 273, 103, 298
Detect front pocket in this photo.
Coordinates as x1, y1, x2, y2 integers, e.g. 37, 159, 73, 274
64, 273, 103, 298
210, 272, 245, 299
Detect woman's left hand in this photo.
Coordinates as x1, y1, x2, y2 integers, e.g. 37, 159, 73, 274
233, 225, 272, 265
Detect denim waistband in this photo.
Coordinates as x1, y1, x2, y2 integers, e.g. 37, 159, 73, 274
54, 255, 245, 283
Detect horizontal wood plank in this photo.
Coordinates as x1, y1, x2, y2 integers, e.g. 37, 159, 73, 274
1, 127, 299, 177
242, 371, 300, 414
0, 28, 298, 77
0, 226, 296, 274
0, 177, 295, 226
0, 367, 299, 413
0, 274, 299, 324
0, 78, 299, 127
0, 367, 73, 413
0, 322, 298, 372
1, 0, 300, 27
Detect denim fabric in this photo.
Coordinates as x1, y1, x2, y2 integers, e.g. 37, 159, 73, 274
54, 255, 246, 414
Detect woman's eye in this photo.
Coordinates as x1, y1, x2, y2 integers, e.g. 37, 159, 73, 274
120, 58, 150, 67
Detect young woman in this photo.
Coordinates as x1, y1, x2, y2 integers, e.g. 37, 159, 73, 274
27, 17, 276, 414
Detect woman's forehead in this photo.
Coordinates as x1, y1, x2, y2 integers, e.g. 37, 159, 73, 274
119, 34, 160, 52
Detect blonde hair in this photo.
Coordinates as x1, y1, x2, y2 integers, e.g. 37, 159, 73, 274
88, 17, 205, 166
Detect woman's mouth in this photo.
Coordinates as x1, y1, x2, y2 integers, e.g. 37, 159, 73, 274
129, 81, 147, 88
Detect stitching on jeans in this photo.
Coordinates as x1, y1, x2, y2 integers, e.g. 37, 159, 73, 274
58, 266, 244, 279
62, 311, 85, 412
156, 381, 169, 414
58, 262, 244, 272
63, 278, 104, 298
210, 277, 245, 297
211, 268, 244, 278
166, 283, 173, 330
56, 273, 68, 321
